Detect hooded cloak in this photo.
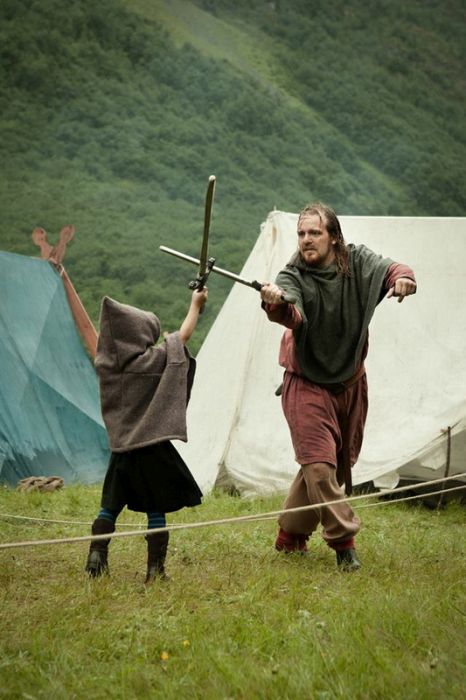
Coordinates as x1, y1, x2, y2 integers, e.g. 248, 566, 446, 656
275, 244, 393, 384
95, 297, 195, 452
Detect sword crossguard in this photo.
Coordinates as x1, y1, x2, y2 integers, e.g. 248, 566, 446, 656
188, 257, 216, 291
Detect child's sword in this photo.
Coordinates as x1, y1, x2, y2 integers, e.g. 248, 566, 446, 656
188, 174, 216, 293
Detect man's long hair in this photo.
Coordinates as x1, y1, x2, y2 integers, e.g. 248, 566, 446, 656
298, 202, 350, 277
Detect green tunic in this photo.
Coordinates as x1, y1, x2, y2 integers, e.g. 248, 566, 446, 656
275, 244, 393, 384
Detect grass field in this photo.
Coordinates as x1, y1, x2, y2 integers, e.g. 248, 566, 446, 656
0, 484, 465, 699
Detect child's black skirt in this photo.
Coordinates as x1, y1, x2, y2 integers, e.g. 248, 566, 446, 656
100, 441, 203, 513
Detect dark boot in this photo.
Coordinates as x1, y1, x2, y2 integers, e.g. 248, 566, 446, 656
336, 548, 361, 571
85, 518, 115, 577
145, 530, 169, 584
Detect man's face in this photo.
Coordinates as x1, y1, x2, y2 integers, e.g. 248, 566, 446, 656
297, 213, 336, 268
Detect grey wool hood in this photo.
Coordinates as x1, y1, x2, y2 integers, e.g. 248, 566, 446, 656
95, 297, 196, 452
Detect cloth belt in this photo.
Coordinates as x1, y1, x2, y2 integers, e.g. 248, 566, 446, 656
313, 363, 366, 396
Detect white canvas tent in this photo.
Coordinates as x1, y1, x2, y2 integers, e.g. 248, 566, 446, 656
177, 212, 466, 497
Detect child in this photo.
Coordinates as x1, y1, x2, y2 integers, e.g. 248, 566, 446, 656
85, 288, 207, 583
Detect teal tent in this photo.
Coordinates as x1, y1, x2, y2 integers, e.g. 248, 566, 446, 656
0, 251, 109, 485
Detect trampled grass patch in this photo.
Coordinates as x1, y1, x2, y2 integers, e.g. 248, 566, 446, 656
0, 484, 465, 699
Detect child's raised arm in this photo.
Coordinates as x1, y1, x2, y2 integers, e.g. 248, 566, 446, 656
179, 288, 208, 344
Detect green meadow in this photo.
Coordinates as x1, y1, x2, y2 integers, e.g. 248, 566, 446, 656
0, 485, 465, 699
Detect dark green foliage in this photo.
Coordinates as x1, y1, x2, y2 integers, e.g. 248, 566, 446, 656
1, 0, 465, 351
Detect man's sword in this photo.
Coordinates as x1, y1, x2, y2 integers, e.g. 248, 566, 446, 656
159, 245, 296, 304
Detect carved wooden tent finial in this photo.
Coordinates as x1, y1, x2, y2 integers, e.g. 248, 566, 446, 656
32, 225, 76, 265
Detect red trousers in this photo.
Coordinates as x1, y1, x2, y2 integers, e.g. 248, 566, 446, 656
278, 371, 367, 544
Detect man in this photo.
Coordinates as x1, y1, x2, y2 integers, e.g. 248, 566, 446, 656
260, 203, 416, 570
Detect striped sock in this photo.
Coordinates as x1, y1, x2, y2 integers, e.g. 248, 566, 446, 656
329, 537, 355, 552
97, 507, 121, 524
147, 512, 166, 530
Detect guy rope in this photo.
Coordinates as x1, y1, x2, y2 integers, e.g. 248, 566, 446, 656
0, 473, 464, 551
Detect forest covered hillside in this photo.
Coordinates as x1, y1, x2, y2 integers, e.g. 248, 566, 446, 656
1, 0, 465, 349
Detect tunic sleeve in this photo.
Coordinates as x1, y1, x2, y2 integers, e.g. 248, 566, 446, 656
261, 301, 303, 329
383, 262, 416, 291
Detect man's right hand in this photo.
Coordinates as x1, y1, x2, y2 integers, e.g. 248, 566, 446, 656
260, 283, 286, 305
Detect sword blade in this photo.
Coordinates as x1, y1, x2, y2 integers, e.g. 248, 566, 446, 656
159, 246, 257, 289
199, 175, 216, 276
159, 245, 297, 304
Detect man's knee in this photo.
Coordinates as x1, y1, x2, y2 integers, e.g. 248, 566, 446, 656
302, 462, 335, 482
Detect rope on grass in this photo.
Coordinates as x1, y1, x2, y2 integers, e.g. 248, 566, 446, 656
0, 514, 147, 527
0, 472, 464, 551
1, 476, 465, 528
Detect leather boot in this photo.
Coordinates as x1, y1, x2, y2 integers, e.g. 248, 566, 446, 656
336, 548, 361, 571
85, 518, 115, 577
145, 530, 169, 584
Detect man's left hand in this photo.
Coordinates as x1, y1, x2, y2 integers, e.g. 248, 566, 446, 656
387, 277, 417, 303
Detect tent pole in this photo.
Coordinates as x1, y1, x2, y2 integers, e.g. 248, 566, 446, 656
59, 266, 98, 359
437, 426, 452, 509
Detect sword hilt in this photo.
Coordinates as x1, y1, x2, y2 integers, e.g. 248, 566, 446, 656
189, 257, 215, 313
251, 280, 297, 305
189, 257, 216, 291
